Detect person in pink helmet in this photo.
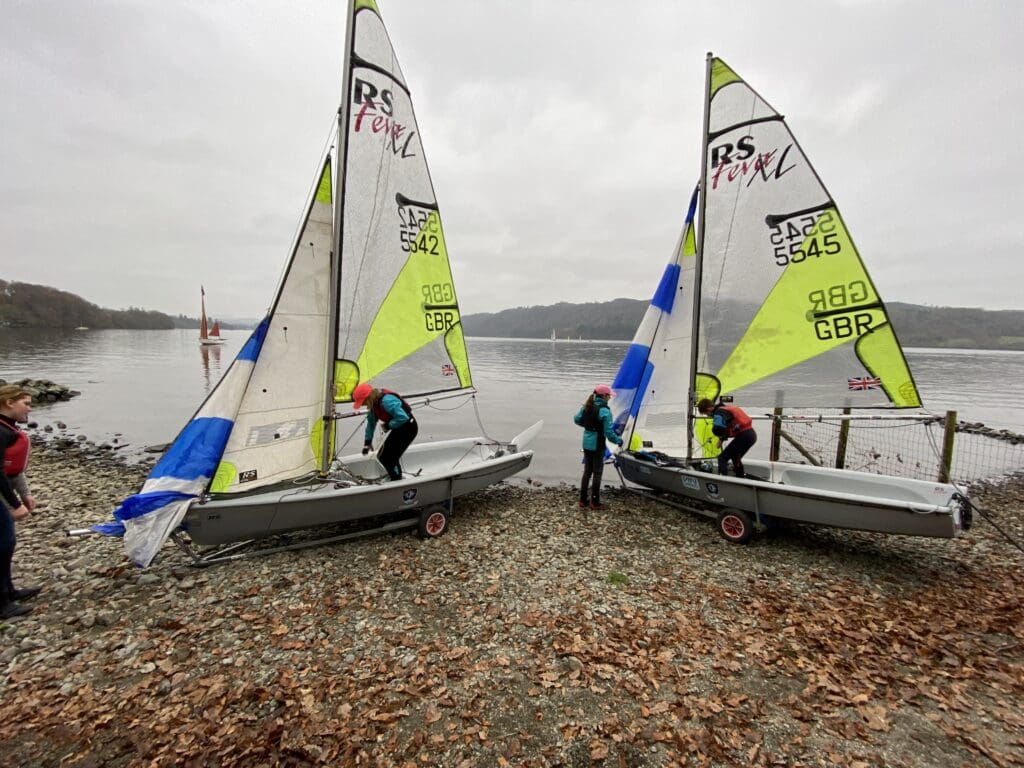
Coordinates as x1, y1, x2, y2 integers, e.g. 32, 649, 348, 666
352, 382, 418, 481
573, 384, 623, 509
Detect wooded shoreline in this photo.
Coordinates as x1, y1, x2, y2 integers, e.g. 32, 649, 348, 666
3, 278, 1022, 350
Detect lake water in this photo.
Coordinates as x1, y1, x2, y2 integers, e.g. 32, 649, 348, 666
2, 328, 1023, 484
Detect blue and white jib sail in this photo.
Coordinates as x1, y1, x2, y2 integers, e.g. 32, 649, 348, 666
611, 186, 706, 458
94, 322, 270, 566
96, 158, 336, 567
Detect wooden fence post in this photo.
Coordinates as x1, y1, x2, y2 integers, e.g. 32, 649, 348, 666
835, 407, 851, 469
939, 410, 957, 483
770, 407, 782, 461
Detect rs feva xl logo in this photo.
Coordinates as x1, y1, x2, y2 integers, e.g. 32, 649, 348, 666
708, 134, 796, 190
352, 78, 417, 158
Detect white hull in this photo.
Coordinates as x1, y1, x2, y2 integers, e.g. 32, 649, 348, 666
617, 452, 967, 538
184, 437, 533, 545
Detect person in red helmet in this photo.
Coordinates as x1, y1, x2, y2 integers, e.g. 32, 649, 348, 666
352, 382, 418, 481
697, 398, 757, 478
573, 384, 623, 509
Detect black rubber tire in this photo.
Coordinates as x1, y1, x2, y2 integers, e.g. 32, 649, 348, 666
716, 508, 754, 544
417, 504, 449, 539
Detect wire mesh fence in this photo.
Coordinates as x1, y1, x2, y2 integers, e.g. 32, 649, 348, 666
766, 410, 1024, 487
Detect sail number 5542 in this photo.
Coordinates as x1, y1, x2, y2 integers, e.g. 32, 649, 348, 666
770, 210, 840, 266
399, 205, 441, 255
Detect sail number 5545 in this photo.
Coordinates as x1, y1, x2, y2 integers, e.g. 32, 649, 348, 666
770, 210, 840, 266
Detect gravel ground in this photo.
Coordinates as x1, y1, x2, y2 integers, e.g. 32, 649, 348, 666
1, 437, 1022, 767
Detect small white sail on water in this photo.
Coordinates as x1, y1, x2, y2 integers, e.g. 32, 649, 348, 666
89, 0, 536, 565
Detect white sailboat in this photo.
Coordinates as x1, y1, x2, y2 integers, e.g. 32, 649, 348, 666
612, 55, 969, 543
84, 0, 538, 566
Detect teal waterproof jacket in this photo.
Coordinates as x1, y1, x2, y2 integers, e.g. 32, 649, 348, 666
364, 393, 412, 442
573, 396, 623, 452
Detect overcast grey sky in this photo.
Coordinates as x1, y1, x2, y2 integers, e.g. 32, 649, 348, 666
2, 0, 1022, 319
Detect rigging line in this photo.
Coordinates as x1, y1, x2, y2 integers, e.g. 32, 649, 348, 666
470, 395, 497, 443
335, 416, 368, 455
423, 397, 474, 412
957, 493, 1024, 554
274, 122, 338, 307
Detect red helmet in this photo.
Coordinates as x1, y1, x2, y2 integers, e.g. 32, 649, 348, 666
593, 384, 613, 397
352, 382, 373, 409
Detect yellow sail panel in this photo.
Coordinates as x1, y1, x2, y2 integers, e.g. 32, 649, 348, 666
334, 361, 360, 403
714, 209, 892, 395
443, 323, 472, 388
682, 217, 697, 257
710, 58, 742, 99
856, 325, 921, 407
352, 211, 466, 384
314, 163, 332, 205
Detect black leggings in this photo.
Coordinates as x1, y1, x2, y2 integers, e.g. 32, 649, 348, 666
580, 448, 605, 504
0, 502, 15, 602
718, 428, 757, 478
378, 419, 418, 480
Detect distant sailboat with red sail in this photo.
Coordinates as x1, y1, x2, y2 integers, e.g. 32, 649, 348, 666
199, 286, 224, 346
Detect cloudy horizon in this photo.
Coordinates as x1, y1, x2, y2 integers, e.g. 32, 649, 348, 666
3, 0, 1022, 319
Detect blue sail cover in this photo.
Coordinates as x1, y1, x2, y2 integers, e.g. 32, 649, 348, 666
610, 187, 699, 453
93, 319, 269, 566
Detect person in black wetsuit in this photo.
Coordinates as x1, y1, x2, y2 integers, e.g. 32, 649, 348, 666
0, 384, 42, 619
352, 382, 418, 481
698, 398, 757, 478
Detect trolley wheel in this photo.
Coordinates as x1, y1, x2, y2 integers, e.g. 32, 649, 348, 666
716, 508, 754, 544
417, 504, 450, 539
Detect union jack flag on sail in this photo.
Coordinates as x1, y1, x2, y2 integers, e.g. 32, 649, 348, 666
848, 376, 881, 391
441, 363, 455, 377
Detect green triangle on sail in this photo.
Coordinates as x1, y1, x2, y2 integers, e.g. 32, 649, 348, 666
682, 217, 697, 258
710, 58, 742, 99
315, 161, 332, 205
713, 209, 920, 406
344, 211, 470, 394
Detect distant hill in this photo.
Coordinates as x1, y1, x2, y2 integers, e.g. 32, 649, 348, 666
0, 280, 250, 330
463, 299, 1024, 351
3, 278, 1021, 349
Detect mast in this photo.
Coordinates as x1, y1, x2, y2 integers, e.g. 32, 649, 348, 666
687, 52, 714, 460
200, 285, 209, 340
321, 0, 357, 473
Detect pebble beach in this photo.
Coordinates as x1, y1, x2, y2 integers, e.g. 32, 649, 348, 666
1, 435, 1022, 767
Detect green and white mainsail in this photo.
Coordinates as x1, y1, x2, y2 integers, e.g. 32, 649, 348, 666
693, 55, 920, 413
331, 0, 472, 409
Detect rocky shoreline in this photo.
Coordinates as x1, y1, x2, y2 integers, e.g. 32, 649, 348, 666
1, 437, 1022, 767
0, 378, 80, 403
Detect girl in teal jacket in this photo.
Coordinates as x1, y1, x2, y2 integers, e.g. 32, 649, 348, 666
573, 384, 623, 509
